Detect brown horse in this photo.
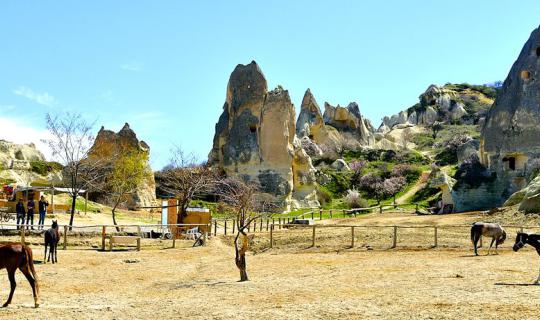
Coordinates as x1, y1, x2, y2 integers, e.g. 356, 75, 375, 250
0, 243, 39, 308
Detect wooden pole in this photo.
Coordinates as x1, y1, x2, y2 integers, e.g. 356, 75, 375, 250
224, 220, 227, 235
392, 226, 397, 248
136, 226, 141, 251
434, 226, 438, 248
379, 205, 383, 214
351, 226, 355, 248
319, 209, 322, 220
172, 235, 176, 248
260, 219, 263, 232
214, 220, 217, 236
415, 203, 419, 213
253, 220, 256, 233
329, 210, 333, 219
270, 224, 273, 248
311, 225, 316, 247
311, 211, 314, 220
232, 220, 236, 234
63, 225, 68, 250
203, 230, 207, 246
84, 191, 88, 215
278, 218, 281, 230
20, 225, 25, 245
342, 209, 346, 218
266, 219, 269, 231
101, 226, 106, 251
51, 186, 55, 214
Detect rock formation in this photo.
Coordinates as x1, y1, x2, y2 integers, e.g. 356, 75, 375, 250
323, 102, 375, 146
209, 61, 319, 210
89, 123, 156, 209
472, 25, 540, 211
0, 140, 62, 186
295, 89, 342, 153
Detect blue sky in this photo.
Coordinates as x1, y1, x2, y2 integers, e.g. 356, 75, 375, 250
0, 1, 539, 169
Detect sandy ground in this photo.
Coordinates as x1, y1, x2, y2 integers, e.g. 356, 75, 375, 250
1, 238, 540, 320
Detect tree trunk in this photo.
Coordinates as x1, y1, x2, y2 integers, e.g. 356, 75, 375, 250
69, 194, 77, 230
235, 233, 249, 282
112, 206, 120, 232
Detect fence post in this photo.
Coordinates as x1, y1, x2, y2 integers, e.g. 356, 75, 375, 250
311, 211, 314, 220
203, 230, 207, 246
434, 226, 438, 248
20, 225, 25, 245
270, 224, 273, 248
329, 210, 333, 219
232, 220, 236, 234
311, 225, 316, 247
415, 203, 419, 213
266, 219, 269, 231
392, 226, 397, 248
260, 219, 263, 232
342, 209, 346, 218
224, 220, 227, 235
253, 220, 257, 232
351, 226, 355, 248
214, 220, 218, 236
379, 205, 383, 214
172, 235, 176, 248
278, 218, 281, 230
101, 226, 106, 251
63, 225, 68, 250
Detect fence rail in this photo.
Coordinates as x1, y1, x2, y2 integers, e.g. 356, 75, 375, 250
268, 223, 539, 250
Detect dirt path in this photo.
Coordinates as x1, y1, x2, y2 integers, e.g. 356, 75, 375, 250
395, 171, 430, 204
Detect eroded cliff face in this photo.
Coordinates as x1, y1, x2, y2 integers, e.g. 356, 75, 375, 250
89, 123, 156, 209
209, 61, 318, 210
454, 25, 540, 211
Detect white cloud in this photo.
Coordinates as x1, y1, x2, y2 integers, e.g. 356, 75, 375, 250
13, 86, 57, 107
0, 117, 54, 161
120, 61, 143, 72
0, 105, 16, 112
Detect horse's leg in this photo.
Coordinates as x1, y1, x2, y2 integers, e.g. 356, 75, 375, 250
20, 265, 39, 307
488, 238, 495, 255
2, 270, 16, 307
472, 232, 479, 256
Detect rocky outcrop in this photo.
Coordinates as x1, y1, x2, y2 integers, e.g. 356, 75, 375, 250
0, 140, 45, 170
209, 61, 318, 210
295, 89, 341, 152
89, 123, 156, 209
380, 83, 494, 131
466, 25, 540, 211
323, 102, 375, 146
0, 140, 62, 185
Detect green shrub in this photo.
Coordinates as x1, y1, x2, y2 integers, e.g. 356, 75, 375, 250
316, 186, 333, 207
30, 160, 64, 176
414, 133, 435, 149
321, 169, 352, 197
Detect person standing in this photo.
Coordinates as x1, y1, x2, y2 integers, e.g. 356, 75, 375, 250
16, 198, 25, 230
38, 195, 49, 230
26, 198, 36, 230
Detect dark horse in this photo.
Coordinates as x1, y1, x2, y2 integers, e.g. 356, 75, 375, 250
44, 220, 59, 264
0, 243, 39, 307
471, 222, 506, 256
513, 233, 540, 284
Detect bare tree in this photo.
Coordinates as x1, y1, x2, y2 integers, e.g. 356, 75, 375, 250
216, 178, 272, 282
158, 147, 216, 224
42, 112, 109, 227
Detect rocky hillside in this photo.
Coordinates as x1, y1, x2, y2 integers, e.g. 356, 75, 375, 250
0, 140, 63, 186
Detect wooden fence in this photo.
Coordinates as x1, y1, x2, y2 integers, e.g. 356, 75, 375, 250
0, 223, 211, 250
268, 223, 537, 250
209, 203, 422, 236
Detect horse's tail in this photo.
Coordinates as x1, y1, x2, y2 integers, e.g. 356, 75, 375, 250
23, 246, 39, 293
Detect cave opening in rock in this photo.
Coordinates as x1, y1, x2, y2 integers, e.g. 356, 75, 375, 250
521, 70, 531, 80
502, 156, 516, 170
536, 46, 540, 57
249, 124, 257, 133
308, 134, 314, 140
